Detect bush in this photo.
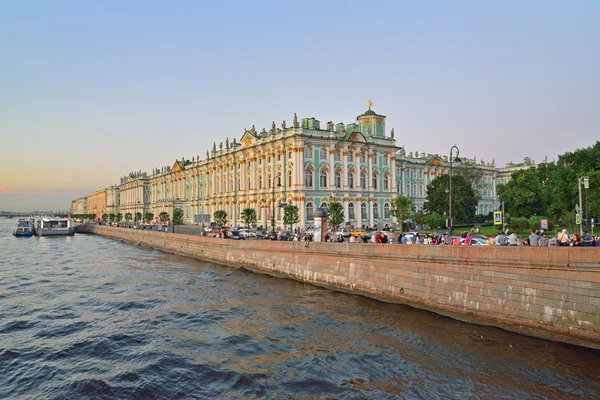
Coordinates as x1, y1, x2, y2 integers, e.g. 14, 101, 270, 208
423, 213, 446, 229
529, 216, 554, 232
510, 217, 530, 232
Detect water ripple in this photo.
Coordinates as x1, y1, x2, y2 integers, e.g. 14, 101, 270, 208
0, 219, 599, 399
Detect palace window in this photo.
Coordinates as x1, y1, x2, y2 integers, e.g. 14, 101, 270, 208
259, 175, 263, 189
306, 202, 314, 220
348, 203, 355, 219
406, 182, 410, 196
372, 173, 378, 189
384, 174, 389, 190
320, 170, 328, 188
420, 184, 424, 197
320, 147, 327, 160
397, 181, 401, 193
334, 150, 341, 162
348, 152, 353, 162
267, 174, 272, 189
304, 147, 313, 159
320, 202, 327, 208
361, 203, 368, 219
384, 203, 390, 218
288, 171, 292, 187
288, 151, 292, 159
334, 171, 341, 188
360, 172, 367, 189
383, 155, 388, 165
413, 183, 418, 197
360, 153, 366, 164
278, 153, 281, 161
348, 172, 354, 189
304, 170, 313, 187
373, 202, 379, 219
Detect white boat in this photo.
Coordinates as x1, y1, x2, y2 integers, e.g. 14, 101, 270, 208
33, 217, 75, 236
13, 219, 34, 237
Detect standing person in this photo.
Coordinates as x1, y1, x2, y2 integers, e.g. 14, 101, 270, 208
528, 230, 539, 247
495, 231, 508, 246
572, 233, 582, 246
397, 233, 403, 244
558, 229, 570, 246
465, 233, 472, 246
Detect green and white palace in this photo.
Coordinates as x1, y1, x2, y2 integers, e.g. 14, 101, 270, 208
76, 102, 537, 229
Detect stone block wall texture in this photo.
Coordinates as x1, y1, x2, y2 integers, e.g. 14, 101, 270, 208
78, 225, 600, 349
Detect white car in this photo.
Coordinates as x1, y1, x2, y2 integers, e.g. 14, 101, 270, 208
238, 228, 256, 239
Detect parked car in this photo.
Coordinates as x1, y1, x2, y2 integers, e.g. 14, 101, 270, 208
350, 229, 367, 237
238, 228, 256, 239
277, 230, 294, 241
225, 230, 245, 240
255, 228, 268, 239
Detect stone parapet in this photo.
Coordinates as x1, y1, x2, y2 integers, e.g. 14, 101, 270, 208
77, 225, 600, 349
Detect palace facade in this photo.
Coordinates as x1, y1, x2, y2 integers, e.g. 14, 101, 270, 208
77, 103, 539, 229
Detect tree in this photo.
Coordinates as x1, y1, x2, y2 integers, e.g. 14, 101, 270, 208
390, 196, 412, 232
283, 205, 300, 233
144, 212, 153, 223
241, 208, 257, 228
173, 208, 184, 225
529, 216, 554, 232
213, 210, 228, 228
510, 217, 530, 233
125, 212, 132, 222
109, 213, 116, 222
159, 212, 169, 223
424, 174, 479, 223
497, 169, 544, 218
423, 213, 445, 230
116, 213, 123, 222
326, 201, 344, 231
134, 212, 142, 223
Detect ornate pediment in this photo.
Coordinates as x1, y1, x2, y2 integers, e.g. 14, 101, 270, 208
341, 131, 368, 143
240, 131, 255, 147
171, 161, 184, 172
428, 155, 444, 166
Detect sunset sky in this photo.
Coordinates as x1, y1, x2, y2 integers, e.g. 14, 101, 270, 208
1, 0, 598, 211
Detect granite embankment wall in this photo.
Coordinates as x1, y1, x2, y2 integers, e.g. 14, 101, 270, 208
78, 225, 600, 349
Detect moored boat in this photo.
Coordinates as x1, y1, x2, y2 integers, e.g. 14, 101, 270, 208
13, 219, 34, 237
33, 217, 75, 236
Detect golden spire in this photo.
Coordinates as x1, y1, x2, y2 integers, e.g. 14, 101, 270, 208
367, 100, 372, 110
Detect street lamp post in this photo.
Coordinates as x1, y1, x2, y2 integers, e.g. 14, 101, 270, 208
448, 145, 461, 236
578, 176, 589, 236
271, 176, 281, 237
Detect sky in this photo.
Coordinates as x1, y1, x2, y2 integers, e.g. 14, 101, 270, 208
1, 0, 598, 211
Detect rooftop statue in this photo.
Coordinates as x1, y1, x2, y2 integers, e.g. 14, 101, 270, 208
391, 128, 394, 139
281, 120, 286, 129
261, 128, 267, 136
250, 125, 256, 134
293, 113, 299, 128
327, 121, 333, 131
225, 138, 229, 149
213, 142, 216, 152
271, 121, 276, 133
206, 150, 209, 159
232, 138, 237, 146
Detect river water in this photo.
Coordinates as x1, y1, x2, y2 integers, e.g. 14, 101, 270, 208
1, 218, 599, 399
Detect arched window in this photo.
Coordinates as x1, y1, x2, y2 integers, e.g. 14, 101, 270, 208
348, 172, 354, 188
259, 175, 263, 189
384, 174, 389, 190
335, 171, 341, 188
397, 181, 401, 193
373, 202, 379, 218
413, 183, 418, 197
420, 183, 424, 197
334, 150, 341, 162
306, 202, 314, 220
383, 155, 388, 165
360, 152, 366, 164
361, 172, 367, 189
320, 202, 327, 208
267, 174, 272, 189
247, 177, 251, 190
348, 152, 354, 162
361, 203, 368, 219
320, 147, 327, 160
304, 170, 313, 187
372, 173, 378, 189
304, 147, 313, 159
288, 170, 293, 187
384, 203, 390, 218
320, 170, 328, 188
348, 203, 355, 219
406, 182, 410, 196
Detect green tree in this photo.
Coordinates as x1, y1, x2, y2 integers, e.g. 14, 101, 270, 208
134, 212, 142, 223
241, 207, 257, 228
390, 196, 412, 232
213, 210, 228, 228
173, 208, 184, 225
423, 213, 445, 229
424, 174, 479, 223
125, 212, 132, 222
497, 169, 544, 218
116, 213, 123, 222
144, 212, 153, 223
326, 201, 344, 231
283, 205, 300, 232
159, 212, 170, 223
108, 213, 116, 222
